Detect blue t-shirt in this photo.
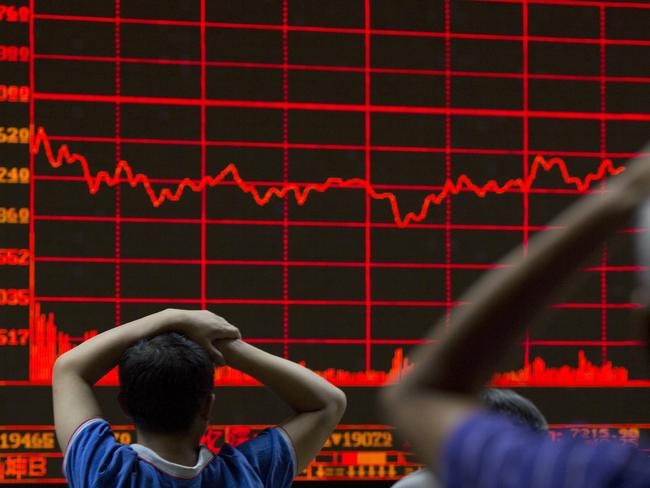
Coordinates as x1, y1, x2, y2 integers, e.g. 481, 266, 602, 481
443, 413, 650, 488
64, 418, 296, 487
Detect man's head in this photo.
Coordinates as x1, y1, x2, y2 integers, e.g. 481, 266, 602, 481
118, 332, 214, 434
481, 389, 548, 433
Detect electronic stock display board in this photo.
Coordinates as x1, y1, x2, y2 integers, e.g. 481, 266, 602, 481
1, 0, 649, 482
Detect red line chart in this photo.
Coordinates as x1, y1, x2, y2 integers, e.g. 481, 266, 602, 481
31, 126, 625, 227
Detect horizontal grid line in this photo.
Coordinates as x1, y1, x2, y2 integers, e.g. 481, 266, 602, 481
34, 296, 465, 306
32, 92, 650, 120
478, 0, 650, 9
39, 134, 650, 159
27, 214, 577, 231
33, 214, 646, 233
0, 335, 644, 346
233, 339, 648, 346
32, 296, 641, 308
32, 13, 650, 45
33, 256, 645, 273
32, 175, 609, 195
33, 54, 650, 84
34, 256, 509, 268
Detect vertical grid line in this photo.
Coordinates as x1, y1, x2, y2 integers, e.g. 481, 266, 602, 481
114, 0, 121, 326
364, 0, 372, 371
522, 0, 531, 367
28, 0, 36, 380
282, 0, 290, 358
200, 0, 207, 309
599, 5, 608, 365
444, 0, 452, 329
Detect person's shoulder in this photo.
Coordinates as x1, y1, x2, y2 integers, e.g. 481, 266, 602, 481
443, 411, 650, 488
65, 418, 139, 486
215, 428, 296, 486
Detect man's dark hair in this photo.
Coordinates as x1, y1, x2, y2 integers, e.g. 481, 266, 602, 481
118, 332, 214, 433
482, 389, 548, 433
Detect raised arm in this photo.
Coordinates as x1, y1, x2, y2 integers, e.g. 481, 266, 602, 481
52, 309, 239, 452
381, 152, 650, 470
218, 339, 347, 473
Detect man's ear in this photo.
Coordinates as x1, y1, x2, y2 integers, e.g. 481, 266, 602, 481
117, 392, 131, 418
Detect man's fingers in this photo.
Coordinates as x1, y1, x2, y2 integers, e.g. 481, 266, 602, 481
208, 345, 226, 366
213, 325, 241, 340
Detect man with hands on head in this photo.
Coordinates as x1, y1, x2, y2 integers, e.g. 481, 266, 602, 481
52, 308, 346, 487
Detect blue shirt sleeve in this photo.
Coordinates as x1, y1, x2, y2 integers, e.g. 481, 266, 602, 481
443, 412, 650, 488
234, 427, 296, 488
64, 418, 135, 488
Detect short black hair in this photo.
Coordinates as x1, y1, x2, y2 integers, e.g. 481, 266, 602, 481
118, 332, 214, 433
482, 389, 548, 433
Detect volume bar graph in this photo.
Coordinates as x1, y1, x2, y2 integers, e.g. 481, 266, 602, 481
9, 304, 647, 388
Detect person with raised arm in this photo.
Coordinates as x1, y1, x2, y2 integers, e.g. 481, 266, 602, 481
381, 150, 650, 487
52, 309, 346, 487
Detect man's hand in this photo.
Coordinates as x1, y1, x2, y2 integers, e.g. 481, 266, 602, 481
170, 309, 241, 365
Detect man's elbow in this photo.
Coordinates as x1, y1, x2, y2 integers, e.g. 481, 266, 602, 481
52, 352, 77, 381
326, 387, 347, 421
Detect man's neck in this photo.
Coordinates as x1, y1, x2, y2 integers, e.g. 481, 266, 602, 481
135, 430, 201, 467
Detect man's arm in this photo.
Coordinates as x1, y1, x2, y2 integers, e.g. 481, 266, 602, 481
381, 152, 650, 470
218, 339, 347, 473
52, 309, 239, 452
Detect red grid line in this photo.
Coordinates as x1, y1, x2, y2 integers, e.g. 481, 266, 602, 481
200, 0, 207, 309
30, 13, 650, 45
364, 0, 372, 370
31, 54, 650, 84
37, 133, 650, 159
33, 257, 510, 268
31, 175, 615, 195
30, 92, 650, 121
114, 0, 122, 327
478, 0, 650, 9
35, 214, 642, 233
444, 0, 452, 330
522, 0, 531, 367
222, 339, 648, 347
30, 256, 648, 273
31, 296, 640, 309
33, 296, 468, 306
282, 0, 289, 358
599, 6, 608, 365
27, 0, 36, 381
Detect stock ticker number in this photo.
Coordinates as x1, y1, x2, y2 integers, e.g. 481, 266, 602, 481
0, 127, 30, 144
0, 289, 30, 306
0, 433, 54, 450
0, 46, 29, 62
0, 85, 29, 103
0, 5, 29, 22
0, 249, 29, 265
0, 168, 30, 184
0, 208, 30, 224
327, 431, 393, 449
0, 329, 29, 346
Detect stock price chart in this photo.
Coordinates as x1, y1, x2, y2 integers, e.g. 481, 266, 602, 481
1, 0, 650, 483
